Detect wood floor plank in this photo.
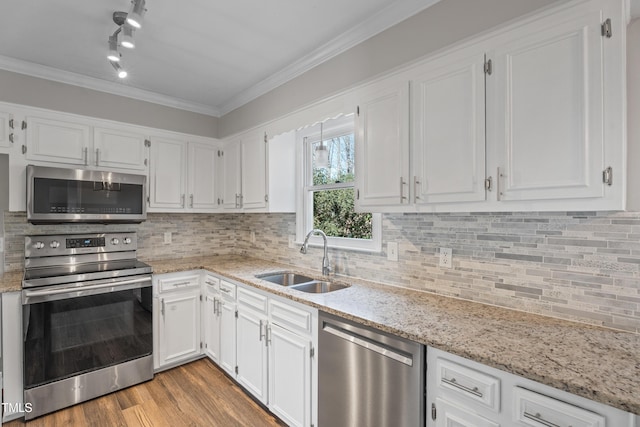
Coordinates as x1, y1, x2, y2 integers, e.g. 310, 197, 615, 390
5, 358, 286, 427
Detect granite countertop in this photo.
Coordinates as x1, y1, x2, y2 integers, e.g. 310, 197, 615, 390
0, 270, 23, 293
148, 254, 640, 416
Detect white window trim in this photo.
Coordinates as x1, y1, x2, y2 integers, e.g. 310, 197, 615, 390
295, 115, 382, 253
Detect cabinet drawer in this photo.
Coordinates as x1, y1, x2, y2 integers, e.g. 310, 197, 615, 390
237, 287, 267, 313
436, 357, 500, 412
203, 274, 220, 291
269, 299, 312, 335
514, 387, 605, 427
158, 274, 201, 293
219, 280, 237, 300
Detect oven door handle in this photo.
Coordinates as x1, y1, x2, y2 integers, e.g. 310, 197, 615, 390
23, 276, 151, 304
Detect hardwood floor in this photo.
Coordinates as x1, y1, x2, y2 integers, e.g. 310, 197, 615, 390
6, 358, 286, 427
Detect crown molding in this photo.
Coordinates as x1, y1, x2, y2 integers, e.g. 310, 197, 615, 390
217, 0, 442, 116
0, 55, 220, 117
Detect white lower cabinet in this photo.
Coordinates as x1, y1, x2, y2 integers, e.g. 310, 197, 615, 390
153, 272, 202, 370
236, 305, 269, 403
427, 347, 637, 427
218, 283, 237, 377
202, 275, 221, 362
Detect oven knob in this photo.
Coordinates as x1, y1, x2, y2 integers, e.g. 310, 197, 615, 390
34, 241, 45, 250
123, 237, 132, 245
49, 240, 60, 249
111, 238, 120, 245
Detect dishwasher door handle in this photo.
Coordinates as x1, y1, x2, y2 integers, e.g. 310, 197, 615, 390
323, 323, 413, 366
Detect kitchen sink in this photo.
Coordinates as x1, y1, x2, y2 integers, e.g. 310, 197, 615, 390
255, 272, 350, 293
256, 272, 315, 286
290, 281, 350, 294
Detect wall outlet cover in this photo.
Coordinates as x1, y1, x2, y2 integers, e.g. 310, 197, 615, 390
288, 235, 296, 249
163, 232, 172, 244
439, 247, 452, 269
387, 242, 399, 261
250, 231, 256, 243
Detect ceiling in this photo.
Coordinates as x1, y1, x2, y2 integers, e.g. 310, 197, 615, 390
0, 0, 441, 117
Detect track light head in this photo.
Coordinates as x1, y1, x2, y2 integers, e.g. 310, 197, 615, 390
112, 11, 128, 26
110, 61, 127, 79
107, 35, 120, 62
121, 25, 135, 49
126, 0, 146, 29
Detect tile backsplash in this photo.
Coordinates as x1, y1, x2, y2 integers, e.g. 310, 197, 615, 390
4, 210, 640, 334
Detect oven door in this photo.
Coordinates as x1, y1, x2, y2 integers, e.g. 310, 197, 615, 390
22, 275, 153, 390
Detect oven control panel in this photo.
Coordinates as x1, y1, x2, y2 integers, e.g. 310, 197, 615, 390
25, 232, 138, 258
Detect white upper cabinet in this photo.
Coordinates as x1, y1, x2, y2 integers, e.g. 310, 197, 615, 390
354, 79, 410, 209
412, 49, 487, 205
187, 142, 218, 210
93, 126, 147, 171
0, 111, 13, 149
148, 136, 220, 212
487, 9, 606, 203
220, 139, 242, 210
25, 115, 90, 165
241, 131, 267, 210
149, 137, 187, 210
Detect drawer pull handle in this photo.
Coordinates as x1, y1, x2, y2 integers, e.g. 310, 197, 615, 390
221, 288, 231, 294
442, 377, 483, 398
205, 280, 216, 286
523, 411, 561, 427
171, 281, 191, 287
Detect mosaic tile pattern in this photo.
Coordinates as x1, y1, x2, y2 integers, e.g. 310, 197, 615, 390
4, 210, 640, 333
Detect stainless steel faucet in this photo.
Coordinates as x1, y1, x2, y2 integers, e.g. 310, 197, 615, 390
300, 229, 331, 276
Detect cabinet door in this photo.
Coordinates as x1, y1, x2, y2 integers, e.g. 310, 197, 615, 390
355, 80, 410, 209
412, 51, 486, 204
219, 299, 237, 377
432, 398, 500, 427
241, 131, 267, 210
187, 142, 219, 210
158, 290, 201, 368
220, 140, 242, 210
268, 323, 312, 427
0, 111, 12, 148
25, 116, 90, 165
203, 289, 221, 362
93, 127, 147, 171
236, 306, 268, 404
149, 137, 187, 210
488, 11, 604, 202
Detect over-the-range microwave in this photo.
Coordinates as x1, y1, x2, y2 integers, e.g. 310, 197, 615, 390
26, 164, 147, 224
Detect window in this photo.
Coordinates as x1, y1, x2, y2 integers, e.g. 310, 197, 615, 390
297, 114, 381, 252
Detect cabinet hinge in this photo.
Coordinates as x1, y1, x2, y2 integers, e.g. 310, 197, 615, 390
146, 196, 150, 204
603, 166, 613, 186
484, 59, 492, 75
431, 403, 437, 421
356, 189, 360, 200
235, 366, 239, 374
9, 133, 14, 144
200, 342, 203, 349
310, 347, 315, 358
199, 295, 203, 301
144, 139, 151, 147
357, 106, 360, 116
21, 145, 27, 154
484, 176, 492, 191
264, 132, 268, 143
8, 119, 14, 129
21, 120, 27, 130
265, 194, 268, 203
144, 158, 148, 166
602, 18, 612, 38
235, 310, 238, 318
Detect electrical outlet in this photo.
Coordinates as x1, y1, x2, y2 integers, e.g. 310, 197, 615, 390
288, 235, 296, 249
439, 247, 452, 269
250, 231, 256, 243
387, 242, 399, 261
0, 237, 4, 252
163, 232, 172, 244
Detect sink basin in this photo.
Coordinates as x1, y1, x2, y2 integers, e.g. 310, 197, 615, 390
290, 281, 350, 294
256, 272, 315, 286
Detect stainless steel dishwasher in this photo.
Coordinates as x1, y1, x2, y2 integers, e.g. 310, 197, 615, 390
318, 312, 425, 427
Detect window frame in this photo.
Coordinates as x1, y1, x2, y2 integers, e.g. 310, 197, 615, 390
295, 115, 382, 253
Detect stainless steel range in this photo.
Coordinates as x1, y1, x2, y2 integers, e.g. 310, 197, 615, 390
22, 232, 153, 420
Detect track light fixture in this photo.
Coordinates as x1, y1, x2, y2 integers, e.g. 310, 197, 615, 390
110, 61, 127, 79
106, 4, 148, 79
126, 0, 147, 29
